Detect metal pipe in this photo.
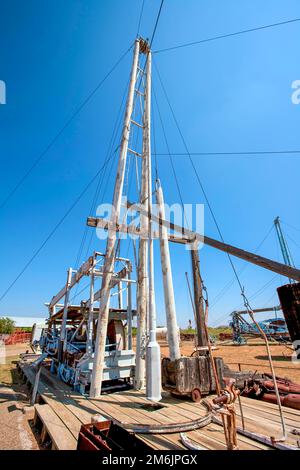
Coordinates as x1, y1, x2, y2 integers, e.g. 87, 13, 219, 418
247, 310, 287, 442
89, 39, 140, 398
274, 216, 295, 284
156, 179, 181, 360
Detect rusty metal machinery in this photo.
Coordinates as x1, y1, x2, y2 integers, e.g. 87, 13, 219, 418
241, 373, 300, 411
230, 306, 290, 345
77, 420, 153, 450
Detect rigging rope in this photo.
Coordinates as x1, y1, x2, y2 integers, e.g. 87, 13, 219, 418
199, 278, 236, 450
136, 0, 145, 37
149, 0, 165, 48
152, 86, 190, 229
73, 77, 130, 271
154, 18, 300, 53
152, 65, 287, 437
241, 291, 287, 442
0, 45, 133, 211
210, 224, 275, 308
210, 273, 279, 328
153, 59, 248, 299
154, 149, 300, 156
0, 152, 116, 303
282, 220, 300, 233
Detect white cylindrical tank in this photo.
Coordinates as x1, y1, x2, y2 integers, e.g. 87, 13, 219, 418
156, 326, 180, 343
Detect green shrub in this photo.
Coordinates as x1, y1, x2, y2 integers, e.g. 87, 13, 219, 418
0, 317, 15, 334
131, 327, 137, 337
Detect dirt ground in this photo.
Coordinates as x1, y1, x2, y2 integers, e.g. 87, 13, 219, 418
0, 342, 39, 450
158, 339, 300, 383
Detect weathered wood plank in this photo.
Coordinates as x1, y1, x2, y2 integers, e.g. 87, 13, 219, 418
34, 404, 77, 450
21, 365, 104, 432
18, 362, 300, 451
240, 395, 300, 417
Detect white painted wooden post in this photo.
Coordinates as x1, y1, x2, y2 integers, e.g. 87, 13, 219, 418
89, 39, 140, 398
134, 122, 149, 389
86, 269, 95, 355
156, 180, 181, 360
60, 268, 73, 357
135, 47, 152, 390
126, 269, 133, 350
145, 50, 161, 401
118, 281, 123, 309
31, 364, 42, 405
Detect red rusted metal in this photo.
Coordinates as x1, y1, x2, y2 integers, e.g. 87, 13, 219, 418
261, 393, 300, 410
219, 333, 233, 341
3, 331, 31, 345
263, 379, 300, 395
77, 422, 112, 451
77, 420, 152, 451
241, 374, 300, 411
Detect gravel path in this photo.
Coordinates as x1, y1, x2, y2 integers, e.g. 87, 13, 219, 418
0, 343, 39, 450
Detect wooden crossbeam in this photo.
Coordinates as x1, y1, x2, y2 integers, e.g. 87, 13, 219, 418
126, 201, 300, 282
87, 210, 300, 282
49, 256, 94, 309
87, 217, 148, 238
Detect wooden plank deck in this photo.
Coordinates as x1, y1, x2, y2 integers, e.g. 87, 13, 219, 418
34, 404, 77, 450
18, 361, 300, 451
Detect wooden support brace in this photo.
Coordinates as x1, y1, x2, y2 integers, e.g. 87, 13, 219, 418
126, 201, 300, 282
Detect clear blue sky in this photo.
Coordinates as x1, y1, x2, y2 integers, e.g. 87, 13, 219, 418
0, 0, 300, 328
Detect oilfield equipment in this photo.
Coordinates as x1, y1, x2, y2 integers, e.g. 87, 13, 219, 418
230, 217, 298, 345
39, 252, 136, 395
274, 216, 296, 284
231, 306, 290, 345
38, 38, 300, 407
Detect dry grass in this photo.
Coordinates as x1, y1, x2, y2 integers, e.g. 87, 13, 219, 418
0, 355, 21, 386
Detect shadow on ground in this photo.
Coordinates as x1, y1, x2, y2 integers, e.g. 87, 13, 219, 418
255, 355, 291, 362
